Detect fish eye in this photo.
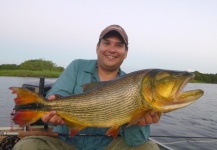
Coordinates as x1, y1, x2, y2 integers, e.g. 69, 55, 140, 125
174, 73, 185, 79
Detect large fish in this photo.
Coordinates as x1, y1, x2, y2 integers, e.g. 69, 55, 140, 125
10, 69, 204, 137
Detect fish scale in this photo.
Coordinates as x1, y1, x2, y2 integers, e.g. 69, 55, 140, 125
10, 69, 204, 137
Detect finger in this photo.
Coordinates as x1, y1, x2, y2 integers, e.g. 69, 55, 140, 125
138, 118, 146, 126
47, 95, 56, 101
150, 111, 160, 123
144, 113, 153, 124
51, 115, 65, 125
49, 115, 60, 124
56, 116, 65, 125
41, 111, 57, 123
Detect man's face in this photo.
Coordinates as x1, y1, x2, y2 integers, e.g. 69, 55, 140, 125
96, 36, 128, 71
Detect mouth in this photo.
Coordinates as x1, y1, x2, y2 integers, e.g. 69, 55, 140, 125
176, 74, 194, 97
105, 55, 117, 59
176, 74, 204, 102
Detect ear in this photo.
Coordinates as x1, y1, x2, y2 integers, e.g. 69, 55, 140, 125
96, 44, 99, 55
124, 50, 128, 59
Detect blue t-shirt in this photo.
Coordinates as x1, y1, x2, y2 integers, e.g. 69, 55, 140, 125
47, 59, 150, 150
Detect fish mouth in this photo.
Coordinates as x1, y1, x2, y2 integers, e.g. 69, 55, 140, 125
175, 73, 194, 97
175, 73, 204, 102
142, 70, 204, 112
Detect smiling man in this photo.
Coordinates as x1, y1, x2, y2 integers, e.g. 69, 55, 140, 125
13, 25, 160, 150
96, 27, 128, 81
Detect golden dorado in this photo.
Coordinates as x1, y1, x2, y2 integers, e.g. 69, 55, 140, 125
10, 69, 204, 138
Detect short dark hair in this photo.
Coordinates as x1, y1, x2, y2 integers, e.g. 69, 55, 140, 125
97, 31, 128, 50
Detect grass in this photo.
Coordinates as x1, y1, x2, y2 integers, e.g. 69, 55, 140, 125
0, 70, 62, 78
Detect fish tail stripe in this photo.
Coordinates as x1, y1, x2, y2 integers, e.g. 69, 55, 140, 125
9, 87, 44, 105
13, 110, 45, 126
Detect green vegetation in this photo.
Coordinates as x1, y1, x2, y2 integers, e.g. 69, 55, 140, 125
192, 71, 217, 84
0, 59, 64, 78
0, 59, 217, 83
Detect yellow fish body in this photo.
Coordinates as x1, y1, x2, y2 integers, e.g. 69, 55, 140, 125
10, 69, 204, 137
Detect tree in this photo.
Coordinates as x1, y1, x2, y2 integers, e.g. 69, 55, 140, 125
19, 59, 64, 71
0, 64, 19, 70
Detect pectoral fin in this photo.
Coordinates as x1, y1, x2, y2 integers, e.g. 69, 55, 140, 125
127, 109, 151, 127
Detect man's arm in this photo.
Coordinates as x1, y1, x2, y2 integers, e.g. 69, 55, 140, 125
42, 60, 80, 125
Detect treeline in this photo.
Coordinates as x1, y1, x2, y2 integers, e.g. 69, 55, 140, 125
193, 71, 217, 84
0, 59, 64, 72
0, 59, 64, 77
0, 60, 217, 83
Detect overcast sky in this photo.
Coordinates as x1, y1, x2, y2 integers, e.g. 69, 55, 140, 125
0, 0, 216, 74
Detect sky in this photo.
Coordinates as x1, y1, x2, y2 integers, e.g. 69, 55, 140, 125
0, 0, 217, 74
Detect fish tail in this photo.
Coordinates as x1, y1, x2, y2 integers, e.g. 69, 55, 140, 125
12, 110, 45, 126
9, 87, 46, 126
9, 87, 45, 105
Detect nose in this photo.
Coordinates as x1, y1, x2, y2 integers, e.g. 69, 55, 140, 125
108, 46, 116, 53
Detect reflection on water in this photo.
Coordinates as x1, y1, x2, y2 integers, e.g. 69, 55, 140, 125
0, 77, 216, 150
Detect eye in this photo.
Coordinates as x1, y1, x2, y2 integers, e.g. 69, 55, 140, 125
104, 42, 110, 46
117, 44, 124, 47
174, 73, 185, 79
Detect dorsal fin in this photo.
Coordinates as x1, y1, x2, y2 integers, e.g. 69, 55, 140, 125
82, 82, 104, 92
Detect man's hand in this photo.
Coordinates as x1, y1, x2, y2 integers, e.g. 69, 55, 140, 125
41, 95, 159, 126
41, 95, 65, 125
137, 110, 160, 126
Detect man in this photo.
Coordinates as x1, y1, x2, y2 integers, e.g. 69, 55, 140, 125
13, 25, 160, 150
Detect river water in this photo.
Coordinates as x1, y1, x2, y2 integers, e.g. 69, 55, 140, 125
0, 77, 216, 150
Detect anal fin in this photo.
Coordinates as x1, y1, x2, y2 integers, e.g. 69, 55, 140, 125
69, 126, 86, 137
106, 126, 120, 138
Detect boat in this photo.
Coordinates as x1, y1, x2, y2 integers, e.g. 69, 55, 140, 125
0, 78, 173, 150
149, 138, 173, 150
